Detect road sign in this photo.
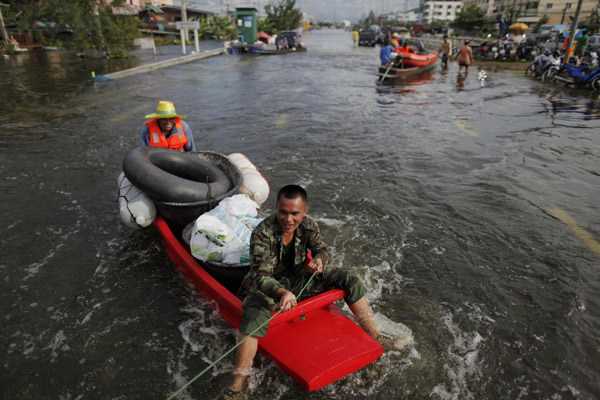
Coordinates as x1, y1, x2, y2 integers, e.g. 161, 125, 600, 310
176, 21, 199, 30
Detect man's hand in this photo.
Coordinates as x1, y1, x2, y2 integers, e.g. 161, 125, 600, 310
305, 257, 323, 275
277, 289, 297, 312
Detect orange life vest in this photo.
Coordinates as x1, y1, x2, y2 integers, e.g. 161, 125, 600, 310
145, 117, 188, 151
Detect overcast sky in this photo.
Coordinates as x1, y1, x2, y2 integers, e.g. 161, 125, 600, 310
182, 0, 421, 23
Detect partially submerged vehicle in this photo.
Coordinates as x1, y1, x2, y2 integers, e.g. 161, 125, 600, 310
358, 28, 377, 46
278, 30, 303, 49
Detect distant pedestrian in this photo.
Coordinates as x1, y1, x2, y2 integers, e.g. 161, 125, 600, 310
496, 14, 506, 39
457, 40, 474, 75
439, 35, 453, 68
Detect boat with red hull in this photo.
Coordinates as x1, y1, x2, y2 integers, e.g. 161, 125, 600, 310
397, 50, 439, 67
155, 214, 382, 391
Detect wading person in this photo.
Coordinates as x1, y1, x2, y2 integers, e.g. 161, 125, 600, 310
216, 185, 389, 400
457, 40, 474, 76
139, 101, 196, 152
439, 34, 453, 68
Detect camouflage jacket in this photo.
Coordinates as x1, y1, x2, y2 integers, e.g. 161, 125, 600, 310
237, 214, 330, 300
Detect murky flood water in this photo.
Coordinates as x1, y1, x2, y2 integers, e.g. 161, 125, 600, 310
1, 30, 599, 399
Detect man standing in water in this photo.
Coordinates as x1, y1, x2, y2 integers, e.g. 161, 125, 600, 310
457, 40, 474, 76
439, 35, 453, 68
139, 101, 196, 152
216, 185, 389, 400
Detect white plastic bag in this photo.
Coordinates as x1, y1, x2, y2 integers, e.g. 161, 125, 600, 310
190, 233, 225, 261
217, 194, 259, 217
190, 215, 235, 261
191, 195, 262, 263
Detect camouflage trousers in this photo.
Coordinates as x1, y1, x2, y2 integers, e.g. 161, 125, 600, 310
239, 267, 367, 337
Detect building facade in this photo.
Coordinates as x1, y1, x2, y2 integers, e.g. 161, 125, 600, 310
422, 0, 463, 23
462, 0, 599, 25
393, 8, 421, 22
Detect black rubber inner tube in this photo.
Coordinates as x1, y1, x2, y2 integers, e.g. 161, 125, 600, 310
123, 147, 231, 203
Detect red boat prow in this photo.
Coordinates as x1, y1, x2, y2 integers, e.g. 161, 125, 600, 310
154, 214, 382, 391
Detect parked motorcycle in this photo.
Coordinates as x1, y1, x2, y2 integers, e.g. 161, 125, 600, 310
540, 57, 562, 82
552, 52, 600, 91
516, 40, 539, 61
503, 42, 516, 61
488, 43, 500, 60
476, 41, 490, 59
526, 50, 560, 80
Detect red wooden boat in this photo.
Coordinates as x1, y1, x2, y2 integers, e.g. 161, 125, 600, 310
155, 214, 382, 391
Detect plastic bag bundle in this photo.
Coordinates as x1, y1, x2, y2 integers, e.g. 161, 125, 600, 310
190, 215, 237, 261
191, 195, 262, 263
217, 194, 259, 217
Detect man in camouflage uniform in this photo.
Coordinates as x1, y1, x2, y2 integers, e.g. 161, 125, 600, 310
219, 185, 382, 399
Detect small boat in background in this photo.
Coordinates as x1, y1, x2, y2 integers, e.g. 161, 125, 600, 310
377, 40, 438, 83
377, 63, 437, 82
255, 47, 307, 55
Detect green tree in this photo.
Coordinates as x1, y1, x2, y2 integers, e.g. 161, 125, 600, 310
359, 10, 378, 29
5, 0, 139, 57
263, 0, 302, 33
582, 8, 600, 34
532, 14, 549, 33
210, 15, 236, 40
257, 16, 277, 35
451, 4, 490, 33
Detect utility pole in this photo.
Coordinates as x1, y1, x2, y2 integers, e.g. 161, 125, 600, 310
0, 2, 10, 47
92, 3, 108, 57
181, 0, 188, 41
565, 0, 584, 63
181, 0, 187, 21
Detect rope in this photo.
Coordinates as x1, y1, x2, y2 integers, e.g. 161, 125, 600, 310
166, 271, 318, 400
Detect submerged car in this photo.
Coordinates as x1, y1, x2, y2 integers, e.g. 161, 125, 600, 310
358, 29, 377, 46
279, 30, 302, 48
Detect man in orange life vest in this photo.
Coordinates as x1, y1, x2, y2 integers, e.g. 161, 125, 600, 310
139, 101, 196, 152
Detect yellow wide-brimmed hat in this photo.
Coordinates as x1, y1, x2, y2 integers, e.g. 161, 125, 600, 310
145, 101, 187, 119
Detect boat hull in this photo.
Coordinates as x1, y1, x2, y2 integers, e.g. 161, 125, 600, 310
255, 47, 307, 55
377, 61, 437, 81
397, 52, 438, 68
155, 215, 382, 391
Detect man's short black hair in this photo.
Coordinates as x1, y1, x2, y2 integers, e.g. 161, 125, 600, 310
277, 185, 307, 203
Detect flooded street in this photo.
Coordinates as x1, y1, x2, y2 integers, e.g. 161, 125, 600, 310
1, 30, 599, 399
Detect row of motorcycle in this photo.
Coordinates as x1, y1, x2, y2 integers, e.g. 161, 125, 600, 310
525, 50, 600, 93
473, 40, 539, 62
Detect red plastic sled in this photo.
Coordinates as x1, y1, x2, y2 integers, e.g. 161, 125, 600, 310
155, 214, 382, 391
